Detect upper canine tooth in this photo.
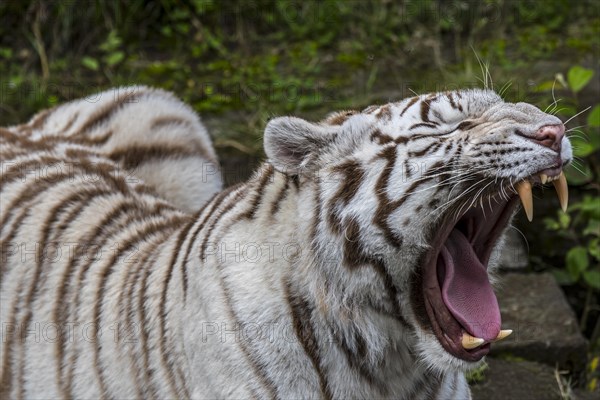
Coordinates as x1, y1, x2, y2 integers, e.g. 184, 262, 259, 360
553, 172, 568, 212
493, 329, 513, 342
540, 174, 548, 184
462, 333, 485, 350
516, 180, 533, 222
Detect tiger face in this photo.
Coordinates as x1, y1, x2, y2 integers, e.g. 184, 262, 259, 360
264, 89, 572, 372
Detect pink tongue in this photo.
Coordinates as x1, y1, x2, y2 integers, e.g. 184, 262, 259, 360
439, 229, 501, 341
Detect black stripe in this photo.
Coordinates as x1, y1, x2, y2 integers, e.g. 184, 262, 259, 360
179, 185, 240, 301
408, 127, 457, 141
424, 375, 444, 400
108, 144, 207, 170
199, 188, 245, 261
373, 146, 404, 247
61, 205, 144, 397
420, 95, 436, 122
50, 197, 132, 398
377, 104, 392, 121
0, 155, 62, 190
1, 160, 128, 234
218, 264, 279, 400
328, 322, 388, 395
18, 187, 111, 397
457, 120, 476, 131
370, 129, 394, 145
166, 213, 199, 303
400, 96, 419, 117
150, 115, 193, 131
0, 271, 28, 398
269, 177, 289, 216
78, 90, 144, 134
341, 217, 408, 327
285, 280, 332, 400
158, 216, 200, 399
446, 92, 458, 110
408, 142, 442, 158
310, 184, 323, 246
117, 236, 160, 399
237, 165, 274, 220
60, 111, 79, 132
409, 122, 438, 130
137, 243, 163, 398
92, 216, 185, 397
29, 108, 54, 130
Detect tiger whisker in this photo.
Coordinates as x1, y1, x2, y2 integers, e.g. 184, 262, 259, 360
508, 224, 530, 254
563, 106, 592, 126
498, 80, 514, 98
568, 161, 586, 175
545, 80, 561, 114
565, 125, 586, 133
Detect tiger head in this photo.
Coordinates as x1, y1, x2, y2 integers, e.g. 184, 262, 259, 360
264, 89, 571, 373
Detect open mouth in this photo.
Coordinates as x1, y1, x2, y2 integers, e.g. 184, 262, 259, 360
418, 171, 569, 362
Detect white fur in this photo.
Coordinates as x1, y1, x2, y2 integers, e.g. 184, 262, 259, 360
1, 87, 571, 399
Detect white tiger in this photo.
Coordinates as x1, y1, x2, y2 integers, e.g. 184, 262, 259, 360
0, 86, 571, 399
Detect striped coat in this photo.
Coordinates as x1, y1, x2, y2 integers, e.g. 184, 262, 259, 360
1, 86, 571, 399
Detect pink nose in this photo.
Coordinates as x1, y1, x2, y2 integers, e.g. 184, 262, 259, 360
533, 124, 565, 152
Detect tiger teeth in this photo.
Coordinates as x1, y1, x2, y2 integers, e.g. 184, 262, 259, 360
553, 172, 568, 212
539, 174, 548, 184
493, 329, 513, 342
462, 333, 485, 350
516, 180, 533, 222
461, 329, 512, 349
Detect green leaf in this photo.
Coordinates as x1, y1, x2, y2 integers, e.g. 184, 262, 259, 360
566, 246, 589, 280
99, 30, 122, 52
558, 212, 571, 229
570, 135, 596, 158
104, 51, 125, 67
577, 196, 600, 219
589, 130, 600, 152
584, 219, 600, 237
590, 238, 600, 260
81, 56, 99, 71
0, 47, 13, 59
583, 270, 600, 289
551, 268, 576, 285
535, 80, 558, 92
543, 217, 560, 231
567, 66, 594, 93
588, 105, 600, 127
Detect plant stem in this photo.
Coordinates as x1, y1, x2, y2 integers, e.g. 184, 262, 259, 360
580, 286, 593, 332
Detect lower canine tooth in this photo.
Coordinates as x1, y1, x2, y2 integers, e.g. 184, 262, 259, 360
553, 172, 568, 212
462, 333, 485, 350
493, 329, 513, 342
516, 180, 533, 222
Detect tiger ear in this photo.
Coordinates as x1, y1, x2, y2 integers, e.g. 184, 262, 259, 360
264, 116, 338, 174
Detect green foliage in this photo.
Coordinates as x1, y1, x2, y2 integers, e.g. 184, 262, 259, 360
466, 362, 489, 384
567, 66, 594, 93
81, 56, 99, 71
566, 247, 590, 282
588, 105, 600, 128
539, 69, 599, 357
